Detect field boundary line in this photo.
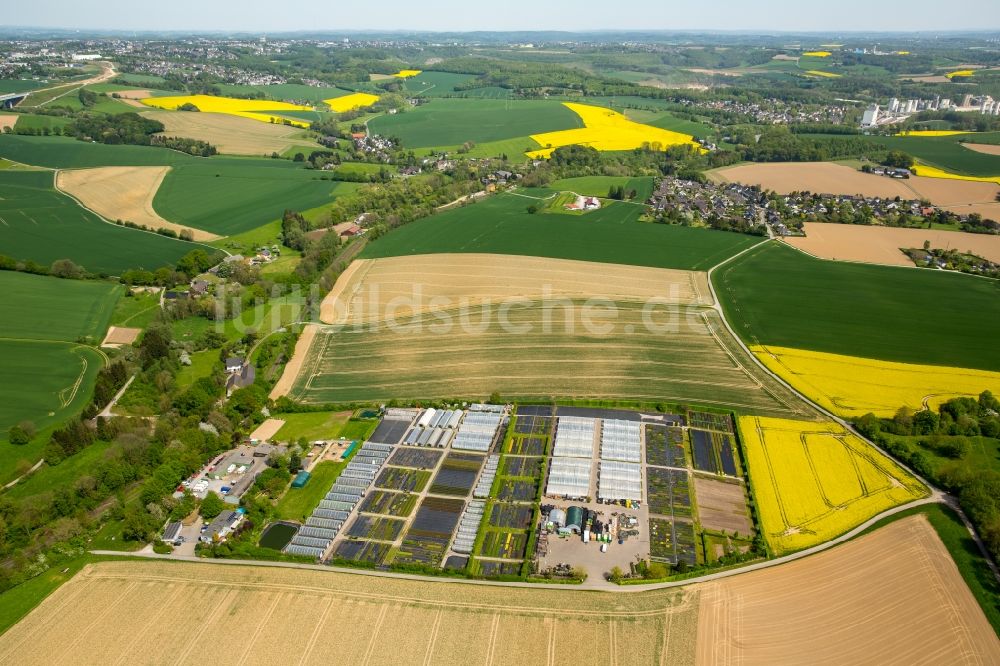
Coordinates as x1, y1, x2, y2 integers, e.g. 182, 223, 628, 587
360, 604, 389, 666
172, 588, 235, 665
236, 593, 282, 666
50, 169, 230, 265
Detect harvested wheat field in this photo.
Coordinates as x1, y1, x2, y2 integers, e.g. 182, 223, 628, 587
709, 161, 1000, 208
695, 515, 1000, 665
320, 254, 714, 324
141, 109, 319, 156
0, 559, 699, 666
56, 166, 218, 241
785, 222, 1000, 265
100, 326, 141, 347
963, 143, 1000, 156
0, 115, 17, 131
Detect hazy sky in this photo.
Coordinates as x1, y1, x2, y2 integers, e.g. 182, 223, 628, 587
7, 0, 1000, 33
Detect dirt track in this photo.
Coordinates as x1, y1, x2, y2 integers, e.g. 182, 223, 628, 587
319, 254, 714, 325
695, 515, 1000, 664
141, 109, 318, 156
710, 161, 1000, 208
56, 166, 219, 241
268, 323, 318, 399
784, 222, 1000, 265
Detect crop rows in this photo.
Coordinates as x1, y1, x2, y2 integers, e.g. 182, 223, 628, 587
649, 517, 697, 566
646, 468, 692, 519
333, 539, 392, 565
387, 447, 442, 470
376, 466, 431, 492
290, 303, 812, 418
497, 479, 538, 501
394, 496, 464, 566
480, 530, 529, 560
502, 456, 545, 478
429, 453, 484, 496
358, 490, 418, 518
488, 503, 534, 529
345, 515, 405, 541
645, 424, 685, 467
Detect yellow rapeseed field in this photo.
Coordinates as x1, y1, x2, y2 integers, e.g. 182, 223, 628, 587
395, 69, 422, 78
752, 345, 1000, 417
140, 94, 313, 127
738, 415, 927, 555
910, 162, 1000, 185
527, 103, 701, 158
946, 70, 974, 78
805, 70, 842, 78
802, 51, 832, 57
324, 92, 380, 112
897, 130, 973, 137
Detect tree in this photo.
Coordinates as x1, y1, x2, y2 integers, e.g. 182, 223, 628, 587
139, 324, 172, 368
50, 259, 85, 279
526, 204, 538, 214
608, 565, 624, 582
199, 491, 226, 520
8, 425, 30, 446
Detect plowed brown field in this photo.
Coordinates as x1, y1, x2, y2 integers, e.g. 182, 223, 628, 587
319, 254, 714, 325
784, 222, 1000, 265
709, 161, 1000, 208
695, 515, 1000, 665
56, 166, 218, 241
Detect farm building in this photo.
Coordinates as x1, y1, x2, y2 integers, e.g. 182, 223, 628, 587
549, 507, 567, 528
162, 521, 183, 545
553, 416, 596, 458
598, 460, 643, 502
546, 457, 592, 498
600, 419, 642, 463
199, 509, 244, 543
560, 506, 585, 535
291, 470, 311, 488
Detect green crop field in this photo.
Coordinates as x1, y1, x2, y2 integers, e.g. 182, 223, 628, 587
288, 301, 811, 417
12, 114, 71, 131
0, 135, 193, 168
368, 98, 581, 148
872, 133, 1000, 176
400, 71, 478, 97
152, 162, 353, 236
0, 80, 45, 94
549, 175, 654, 200
715, 242, 1000, 371
0, 170, 194, 274
362, 190, 760, 271
0, 271, 118, 458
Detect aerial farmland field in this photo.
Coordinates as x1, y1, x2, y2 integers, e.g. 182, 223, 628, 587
368, 98, 583, 148
285, 300, 811, 416
737, 415, 928, 554
362, 191, 762, 271
714, 241, 1000, 372
0, 170, 195, 274
753, 345, 1000, 417
139, 108, 320, 156
0, 272, 118, 467
0, 559, 700, 665
56, 166, 219, 241
151, 161, 352, 236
